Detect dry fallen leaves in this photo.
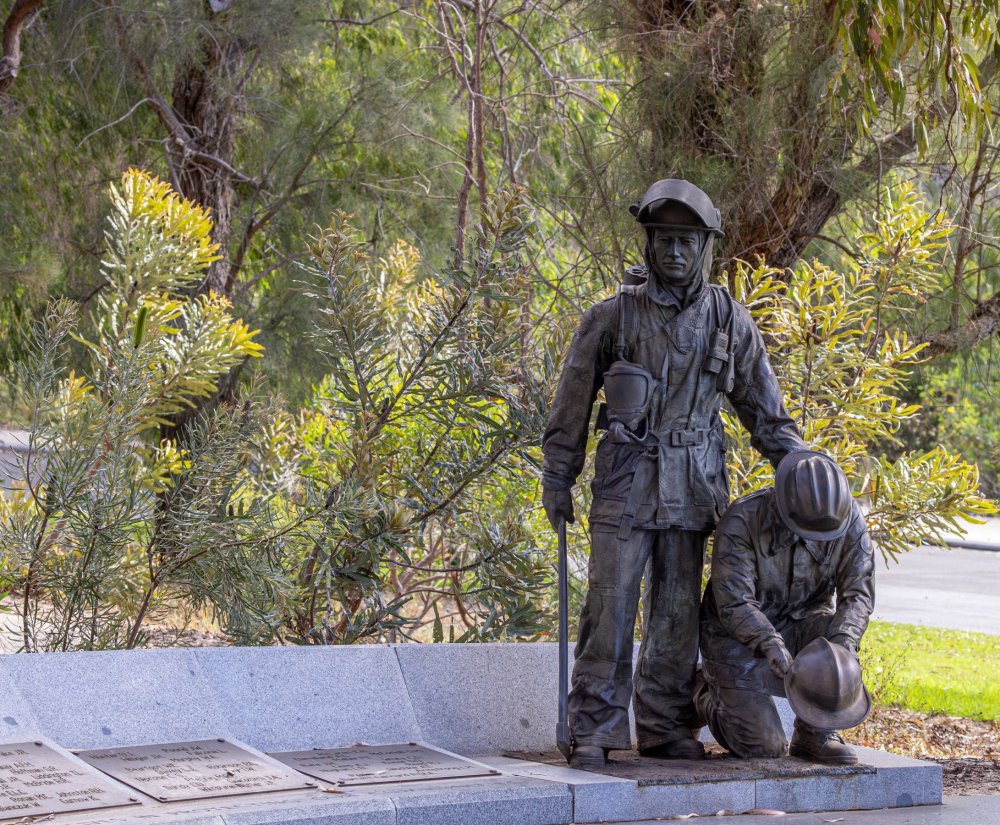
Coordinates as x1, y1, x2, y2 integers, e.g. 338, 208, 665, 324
845, 705, 1000, 759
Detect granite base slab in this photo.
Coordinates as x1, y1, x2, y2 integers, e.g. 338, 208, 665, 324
493, 744, 941, 822
485, 755, 754, 822
369, 775, 572, 825
35, 774, 569, 825
754, 746, 942, 812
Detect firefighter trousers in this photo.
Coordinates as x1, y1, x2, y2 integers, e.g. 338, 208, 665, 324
568, 525, 707, 751
699, 613, 837, 757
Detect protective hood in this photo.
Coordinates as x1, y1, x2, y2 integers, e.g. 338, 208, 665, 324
631, 178, 721, 309
643, 230, 715, 309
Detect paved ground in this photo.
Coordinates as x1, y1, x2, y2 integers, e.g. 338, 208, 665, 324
872, 542, 1000, 635
942, 516, 1000, 551
625, 795, 1000, 824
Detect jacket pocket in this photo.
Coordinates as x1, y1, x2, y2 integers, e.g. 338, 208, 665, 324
592, 438, 642, 501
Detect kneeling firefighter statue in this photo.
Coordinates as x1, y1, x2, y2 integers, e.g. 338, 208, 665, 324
542, 179, 806, 768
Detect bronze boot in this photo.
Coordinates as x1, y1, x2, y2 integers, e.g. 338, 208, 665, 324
639, 738, 706, 760
789, 724, 858, 765
569, 745, 608, 770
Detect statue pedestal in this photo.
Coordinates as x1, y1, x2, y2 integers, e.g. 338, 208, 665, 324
0, 643, 941, 825
497, 745, 941, 822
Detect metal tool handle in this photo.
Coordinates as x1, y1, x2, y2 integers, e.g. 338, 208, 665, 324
556, 516, 571, 761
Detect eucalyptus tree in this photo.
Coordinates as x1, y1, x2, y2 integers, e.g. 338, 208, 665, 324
569, 1, 1000, 349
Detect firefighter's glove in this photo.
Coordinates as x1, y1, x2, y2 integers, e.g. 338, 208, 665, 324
543, 488, 575, 531
761, 639, 794, 680
827, 634, 858, 654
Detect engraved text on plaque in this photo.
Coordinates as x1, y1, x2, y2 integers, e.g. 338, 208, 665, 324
0, 741, 139, 821
77, 739, 315, 802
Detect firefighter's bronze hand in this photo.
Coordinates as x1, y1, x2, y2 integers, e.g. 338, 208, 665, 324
543, 488, 575, 530
761, 639, 794, 679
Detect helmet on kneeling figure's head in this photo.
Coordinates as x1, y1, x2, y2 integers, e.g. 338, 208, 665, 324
775, 450, 853, 541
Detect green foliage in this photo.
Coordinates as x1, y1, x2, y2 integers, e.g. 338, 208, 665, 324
0, 173, 557, 649
78, 172, 263, 431
903, 357, 1000, 499
0, 171, 273, 651
724, 183, 995, 561
1, 3, 997, 649
261, 189, 556, 643
830, 0, 999, 144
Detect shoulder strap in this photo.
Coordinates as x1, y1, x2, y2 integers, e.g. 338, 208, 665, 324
615, 286, 640, 361
615, 287, 628, 361
713, 285, 738, 393
724, 288, 737, 350
711, 285, 737, 346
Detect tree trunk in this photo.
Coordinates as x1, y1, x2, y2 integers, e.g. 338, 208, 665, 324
112, 0, 255, 298
165, 28, 252, 297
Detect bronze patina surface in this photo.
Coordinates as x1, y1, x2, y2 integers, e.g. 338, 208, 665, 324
76, 739, 315, 802
542, 179, 806, 764
0, 741, 139, 821
504, 745, 873, 786
271, 743, 500, 786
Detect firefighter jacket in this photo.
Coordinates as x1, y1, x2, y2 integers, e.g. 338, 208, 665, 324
701, 488, 875, 666
541, 279, 805, 533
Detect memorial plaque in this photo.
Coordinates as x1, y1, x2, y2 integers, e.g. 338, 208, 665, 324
270, 743, 500, 786
76, 739, 316, 802
0, 741, 139, 821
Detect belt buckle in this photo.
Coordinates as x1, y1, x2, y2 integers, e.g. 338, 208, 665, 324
670, 428, 706, 447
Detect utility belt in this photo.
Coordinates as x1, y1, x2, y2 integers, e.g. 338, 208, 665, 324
653, 426, 711, 448
593, 415, 712, 450
612, 422, 720, 541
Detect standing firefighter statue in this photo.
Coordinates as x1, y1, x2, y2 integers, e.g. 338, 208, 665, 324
542, 179, 806, 769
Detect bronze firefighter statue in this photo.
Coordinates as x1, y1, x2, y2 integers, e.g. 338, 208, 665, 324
697, 450, 874, 764
542, 179, 806, 769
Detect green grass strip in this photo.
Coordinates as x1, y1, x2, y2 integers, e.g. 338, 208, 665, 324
859, 620, 1000, 721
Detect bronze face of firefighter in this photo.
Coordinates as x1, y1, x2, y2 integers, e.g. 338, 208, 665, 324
541, 179, 805, 769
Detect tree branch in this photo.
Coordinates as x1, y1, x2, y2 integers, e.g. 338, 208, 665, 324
0, 0, 44, 96
920, 293, 1000, 359
108, 5, 257, 188
320, 7, 406, 27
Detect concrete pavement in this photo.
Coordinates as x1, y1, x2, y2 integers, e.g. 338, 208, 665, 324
943, 516, 1000, 551
872, 542, 1000, 634
625, 795, 1000, 824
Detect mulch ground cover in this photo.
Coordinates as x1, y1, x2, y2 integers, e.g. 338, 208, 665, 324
846, 705, 1000, 794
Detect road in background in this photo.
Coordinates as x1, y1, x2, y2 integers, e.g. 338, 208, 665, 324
873, 542, 1000, 635
943, 516, 1000, 551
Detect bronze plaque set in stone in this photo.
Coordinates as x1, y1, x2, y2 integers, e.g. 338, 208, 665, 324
0, 739, 500, 821
272, 743, 499, 786
75, 739, 316, 801
0, 741, 138, 820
